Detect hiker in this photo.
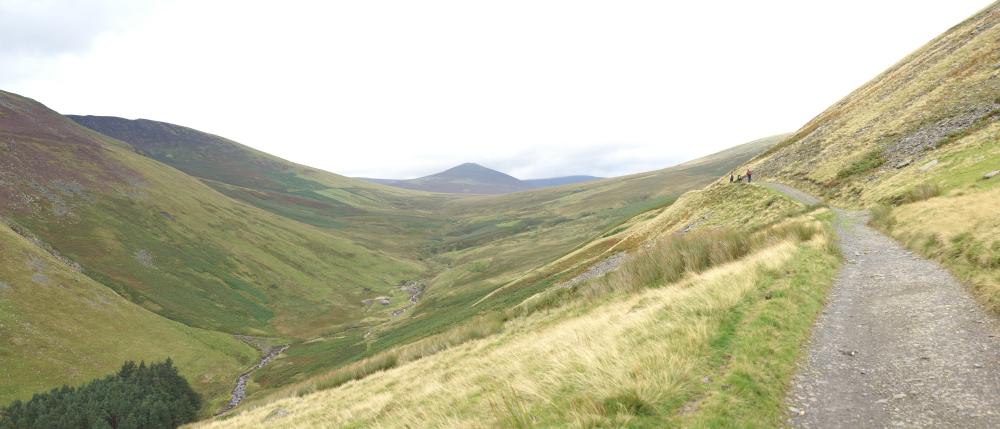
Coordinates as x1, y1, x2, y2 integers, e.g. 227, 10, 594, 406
746, 168, 752, 183
737, 174, 743, 182
729, 172, 734, 183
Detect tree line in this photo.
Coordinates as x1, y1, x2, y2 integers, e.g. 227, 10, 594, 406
1, 359, 201, 429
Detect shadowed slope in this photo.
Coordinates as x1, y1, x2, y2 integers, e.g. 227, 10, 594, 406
68, 115, 452, 253
2, 91, 422, 339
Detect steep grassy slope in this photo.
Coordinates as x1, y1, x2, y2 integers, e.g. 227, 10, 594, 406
0, 220, 257, 412
0, 91, 422, 341
748, 2, 1000, 312
67, 115, 449, 253
753, 2, 998, 194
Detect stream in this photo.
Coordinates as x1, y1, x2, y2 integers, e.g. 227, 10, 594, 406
217, 342, 289, 415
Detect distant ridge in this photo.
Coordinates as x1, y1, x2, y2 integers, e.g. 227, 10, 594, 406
360, 163, 602, 194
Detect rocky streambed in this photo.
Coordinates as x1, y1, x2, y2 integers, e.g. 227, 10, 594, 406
217, 339, 289, 415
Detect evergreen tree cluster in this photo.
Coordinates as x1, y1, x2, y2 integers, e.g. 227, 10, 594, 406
1, 359, 201, 429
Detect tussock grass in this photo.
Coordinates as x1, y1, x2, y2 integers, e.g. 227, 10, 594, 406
546, 215, 821, 312
887, 182, 942, 205
891, 187, 1000, 313
253, 311, 507, 403
869, 204, 896, 230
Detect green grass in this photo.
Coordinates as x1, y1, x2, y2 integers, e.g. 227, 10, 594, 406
0, 221, 257, 415
836, 149, 885, 180
678, 243, 839, 427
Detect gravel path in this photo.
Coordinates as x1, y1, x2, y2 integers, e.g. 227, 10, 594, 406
763, 182, 1000, 428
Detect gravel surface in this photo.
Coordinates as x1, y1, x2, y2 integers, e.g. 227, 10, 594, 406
764, 182, 1000, 428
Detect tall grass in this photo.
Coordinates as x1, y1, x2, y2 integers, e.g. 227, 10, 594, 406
280, 311, 507, 399
869, 204, 896, 230
575, 220, 819, 303
836, 149, 885, 179
887, 182, 942, 205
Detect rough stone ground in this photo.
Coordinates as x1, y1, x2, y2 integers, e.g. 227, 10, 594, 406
218, 339, 289, 415
763, 182, 1000, 428
557, 252, 626, 289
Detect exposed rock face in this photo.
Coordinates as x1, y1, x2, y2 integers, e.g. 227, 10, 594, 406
882, 104, 999, 167
984, 170, 999, 180
557, 252, 626, 289
399, 280, 425, 304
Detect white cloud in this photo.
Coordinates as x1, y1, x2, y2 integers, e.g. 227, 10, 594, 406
1, 0, 993, 179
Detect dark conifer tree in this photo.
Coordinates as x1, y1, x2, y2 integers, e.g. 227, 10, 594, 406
0, 359, 202, 429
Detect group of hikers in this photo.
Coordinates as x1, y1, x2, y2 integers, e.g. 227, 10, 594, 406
729, 168, 753, 183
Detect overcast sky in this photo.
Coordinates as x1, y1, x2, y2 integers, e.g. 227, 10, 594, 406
0, 1, 992, 179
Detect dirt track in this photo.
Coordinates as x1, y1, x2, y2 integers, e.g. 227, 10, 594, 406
763, 182, 1000, 428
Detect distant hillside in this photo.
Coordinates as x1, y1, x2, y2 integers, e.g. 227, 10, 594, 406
360, 163, 602, 194
0, 89, 423, 343
523, 175, 603, 188
67, 115, 452, 252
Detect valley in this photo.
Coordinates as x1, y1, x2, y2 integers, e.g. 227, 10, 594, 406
0, 90, 781, 416
2, 1, 999, 428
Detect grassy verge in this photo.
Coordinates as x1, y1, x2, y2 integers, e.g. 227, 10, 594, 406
873, 188, 1000, 313
677, 237, 838, 427
862, 122, 1000, 314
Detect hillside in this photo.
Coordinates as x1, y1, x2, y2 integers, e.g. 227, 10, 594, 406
0, 219, 256, 412
67, 115, 451, 253
359, 162, 603, 194
748, 2, 1000, 311
1, 96, 423, 339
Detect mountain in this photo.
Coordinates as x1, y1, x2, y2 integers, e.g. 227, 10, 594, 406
366, 162, 527, 194
359, 163, 603, 194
